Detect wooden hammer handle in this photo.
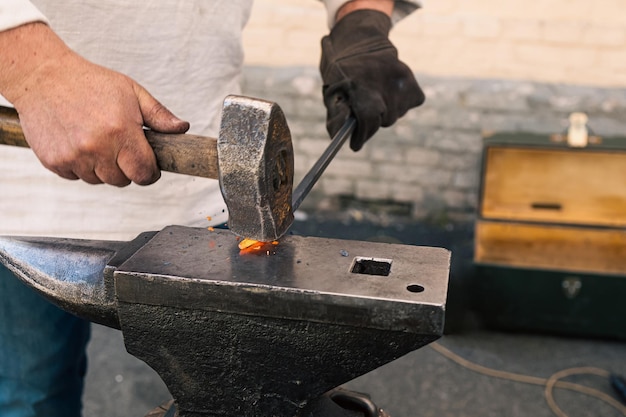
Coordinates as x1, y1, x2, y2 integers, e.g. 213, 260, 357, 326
0, 105, 219, 179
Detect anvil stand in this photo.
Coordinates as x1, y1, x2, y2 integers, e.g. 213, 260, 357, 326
0, 225, 450, 417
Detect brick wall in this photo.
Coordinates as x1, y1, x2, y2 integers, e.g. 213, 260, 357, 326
241, 0, 626, 222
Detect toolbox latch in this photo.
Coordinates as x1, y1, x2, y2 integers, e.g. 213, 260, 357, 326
550, 112, 603, 146
567, 112, 589, 147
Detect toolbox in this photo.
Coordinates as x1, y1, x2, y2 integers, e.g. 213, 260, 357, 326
473, 115, 626, 339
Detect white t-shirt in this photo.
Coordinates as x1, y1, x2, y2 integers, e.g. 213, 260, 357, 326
0, 0, 420, 241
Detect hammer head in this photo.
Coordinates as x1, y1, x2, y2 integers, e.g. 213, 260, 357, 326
218, 96, 294, 241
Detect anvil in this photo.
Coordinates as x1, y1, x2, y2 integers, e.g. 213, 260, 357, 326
0, 225, 450, 417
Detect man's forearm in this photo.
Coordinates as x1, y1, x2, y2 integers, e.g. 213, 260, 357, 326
0, 22, 70, 105
321, 0, 420, 28
335, 0, 394, 22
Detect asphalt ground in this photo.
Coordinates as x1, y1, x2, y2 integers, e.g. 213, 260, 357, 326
82, 216, 626, 417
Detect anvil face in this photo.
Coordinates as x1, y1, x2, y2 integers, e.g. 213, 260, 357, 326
116, 225, 449, 333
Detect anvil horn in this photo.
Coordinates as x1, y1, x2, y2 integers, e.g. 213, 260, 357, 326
0, 232, 156, 329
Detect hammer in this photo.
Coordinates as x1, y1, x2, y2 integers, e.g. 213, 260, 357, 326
0, 96, 353, 241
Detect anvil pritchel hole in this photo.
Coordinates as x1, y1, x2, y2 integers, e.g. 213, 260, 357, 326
407, 284, 425, 293
350, 257, 392, 276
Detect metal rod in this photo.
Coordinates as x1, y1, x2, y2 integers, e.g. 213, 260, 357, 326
291, 117, 356, 212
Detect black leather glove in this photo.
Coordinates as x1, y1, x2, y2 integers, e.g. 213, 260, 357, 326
320, 10, 425, 151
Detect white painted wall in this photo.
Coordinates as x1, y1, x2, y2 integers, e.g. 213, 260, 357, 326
243, 0, 626, 87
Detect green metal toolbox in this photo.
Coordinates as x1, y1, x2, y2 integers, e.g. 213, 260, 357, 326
473, 122, 626, 339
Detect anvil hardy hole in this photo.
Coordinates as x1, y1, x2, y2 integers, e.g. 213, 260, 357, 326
351, 257, 392, 276
407, 284, 425, 293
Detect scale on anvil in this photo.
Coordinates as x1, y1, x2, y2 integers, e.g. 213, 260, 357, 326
0, 225, 450, 417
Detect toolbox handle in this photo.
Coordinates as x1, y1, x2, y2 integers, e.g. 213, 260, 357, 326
531, 202, 563, 211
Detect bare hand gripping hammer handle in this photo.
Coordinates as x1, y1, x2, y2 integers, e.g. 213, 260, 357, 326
0, 106, 220, 179
0, 103, 355, 240
0, 104, 356, 206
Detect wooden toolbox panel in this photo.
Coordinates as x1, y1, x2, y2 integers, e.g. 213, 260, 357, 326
481, 146, 626, 227
475, 220, 626, 275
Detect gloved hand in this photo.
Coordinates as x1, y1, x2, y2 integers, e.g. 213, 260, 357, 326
320, 10, 425, 151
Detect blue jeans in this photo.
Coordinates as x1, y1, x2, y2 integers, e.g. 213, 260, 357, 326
0, 265, 90, 417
